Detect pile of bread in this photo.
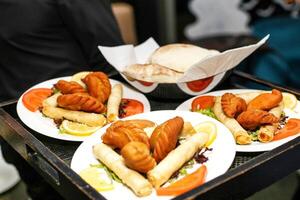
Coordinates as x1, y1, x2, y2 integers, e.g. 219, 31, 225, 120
123, 44, 218, 83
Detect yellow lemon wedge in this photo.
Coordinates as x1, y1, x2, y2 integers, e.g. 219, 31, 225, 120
79, 167, 114, 192
70, 71, 91, 87
193, 121, 217, 147
60, 120, 100, 136
282, 92, 298, 110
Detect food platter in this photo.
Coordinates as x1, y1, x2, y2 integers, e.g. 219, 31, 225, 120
176, 89, 300, 152
70, 110, 236, 200
16, 76, 151, 142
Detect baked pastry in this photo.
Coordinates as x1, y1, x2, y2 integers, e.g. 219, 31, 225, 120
121, 142, 156, 173
83, 72, 111, 103
247, 89, 283, 111
237, 109, 279, 130
93, 143, 153, 197
147, 132, 208, 188
102, 120, 150, 149
54, 80, 86, 94
57, 93, 106, 113
221, 93, 247, 118
150, 116, 184, 162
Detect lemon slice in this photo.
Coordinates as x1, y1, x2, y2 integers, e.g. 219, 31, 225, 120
282, 92, 298, 110
60, 120, 100, 136
79, 167, 114, 192
193, 121, 217, 147
70, 71, 91, 87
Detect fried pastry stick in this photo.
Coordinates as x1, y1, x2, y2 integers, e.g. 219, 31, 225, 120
42, 93, 106, 127
258, 101, 284, 142
147, 132, 208, 189
213, 96, 251, 144
93, 143, 153, 197
106, 84, 123, 122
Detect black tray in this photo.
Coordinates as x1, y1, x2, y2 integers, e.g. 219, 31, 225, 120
1, 70, 300, 200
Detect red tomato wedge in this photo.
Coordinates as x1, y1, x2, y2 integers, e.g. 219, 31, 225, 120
273, 118, 300, 141
119, 98, 144, 118
191, 96, 215, 111
156, 165, 207, 196
22, 88, 53, 112
186, 77, 213, 92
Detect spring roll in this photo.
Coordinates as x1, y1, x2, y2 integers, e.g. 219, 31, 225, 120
93, 143, 152, 197
213, 96, 251, 144
42, 94, 106, 127
147, 132, 208, 188
107, 84, 123, 122
258, 101, 284, 142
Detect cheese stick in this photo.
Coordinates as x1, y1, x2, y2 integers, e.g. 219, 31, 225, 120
213, 96, 251, 144
258, 101, 284, 142
147, 132, 208, 188
93, 143, 152, 197
42, 94, 106, 127
106, 84, 123, 122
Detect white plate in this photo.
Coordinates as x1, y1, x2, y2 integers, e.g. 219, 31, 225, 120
71, 110, 236, 200
16, 77, 151, 142
176, 89, 300, 152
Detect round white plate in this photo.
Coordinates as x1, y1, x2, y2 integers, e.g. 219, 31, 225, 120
176, 89, 300, 152
17, 76, 151, 142
71, 110, 236, 200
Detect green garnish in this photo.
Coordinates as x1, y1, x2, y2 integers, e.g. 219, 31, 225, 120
248, 130, 259, 141
90, 163, 122, 183
195, 108, 217, 120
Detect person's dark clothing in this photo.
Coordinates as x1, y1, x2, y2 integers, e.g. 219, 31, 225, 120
0, 0, 123, 101
0, 0, 123, 199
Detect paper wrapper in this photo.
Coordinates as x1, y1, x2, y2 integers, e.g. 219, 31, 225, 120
98, 35, 269, 97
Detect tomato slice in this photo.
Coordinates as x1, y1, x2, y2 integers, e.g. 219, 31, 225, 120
273, 118, 300, 141
186, 77, 213, 92
138, 80, 154, 86
191, 96, 215, 111
22, 88, 53, 112
119, 98, 144, 118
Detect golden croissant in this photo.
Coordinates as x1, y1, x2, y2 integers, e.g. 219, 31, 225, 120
247, 89, 283, 111
57, 93, 106, 113
237, 109, 279, 130
121, 142, 156, 173
83, 72, 111, 103
221, 93, 247, 118
150, 116, 183, 162
102, 120, 150, 149
54, 80, 86, 94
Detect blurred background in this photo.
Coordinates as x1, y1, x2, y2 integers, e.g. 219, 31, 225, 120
1, 0, 299, 199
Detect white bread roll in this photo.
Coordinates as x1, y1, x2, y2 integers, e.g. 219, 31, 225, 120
149, 44, 219, 73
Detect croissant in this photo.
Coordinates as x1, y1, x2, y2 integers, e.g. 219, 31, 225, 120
54, 80, 86, 94
83, 72, 111, 103
221, 93, 247, 118
121, 142, 156, 173
237, 109, 279, 130
57, 93, 106, 113
247, 89, 283, 111
150, 116, 184, 162
102, 120, 150, 149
